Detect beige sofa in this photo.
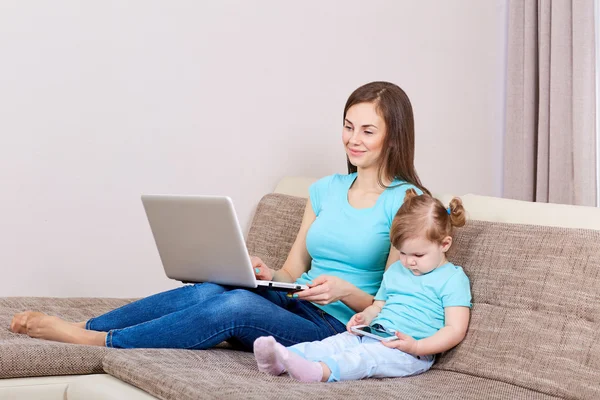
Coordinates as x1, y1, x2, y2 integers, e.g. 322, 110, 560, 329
1, 177, 599, 399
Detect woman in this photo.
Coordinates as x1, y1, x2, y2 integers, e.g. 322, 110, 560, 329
10, 81, 428, 350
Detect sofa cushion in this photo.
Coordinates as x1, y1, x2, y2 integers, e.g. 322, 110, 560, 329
241, 193, 600, 398
246, 193, 307, 271
102, 348, 560, 400
0, 297, 132, 378
436, 220, 600, 399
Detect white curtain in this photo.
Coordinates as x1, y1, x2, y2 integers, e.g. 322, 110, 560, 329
504, 0, 597, 206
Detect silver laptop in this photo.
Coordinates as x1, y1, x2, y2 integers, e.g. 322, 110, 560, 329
141, 194, 308, 292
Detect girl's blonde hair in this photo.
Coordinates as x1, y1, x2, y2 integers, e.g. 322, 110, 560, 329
390, 188, 466, 248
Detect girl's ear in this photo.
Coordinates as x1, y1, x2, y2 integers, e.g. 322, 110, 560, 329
441, 236, 453, 253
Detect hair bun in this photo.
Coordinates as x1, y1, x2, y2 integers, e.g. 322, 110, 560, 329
403, 188, 419, 203
448, 197, 466, 228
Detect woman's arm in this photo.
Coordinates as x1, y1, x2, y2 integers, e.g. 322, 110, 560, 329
382, 306, 471, 356
255, 198, 401, 313
298, 243, 400, 312
385, 245, 400, 270
252, 198, 315, 283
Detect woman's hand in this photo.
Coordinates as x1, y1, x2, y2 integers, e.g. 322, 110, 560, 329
250, 256, 274, 281
381, 331, 419, 355
346, 312, 366, 334
295, 275, 351, 305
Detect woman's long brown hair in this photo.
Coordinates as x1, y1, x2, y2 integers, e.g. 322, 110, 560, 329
344, 81, 429, 195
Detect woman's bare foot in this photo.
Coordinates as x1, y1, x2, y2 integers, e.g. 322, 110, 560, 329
24, 315, 107, 346
10, 311, 46, 334
10, 311, 87, 334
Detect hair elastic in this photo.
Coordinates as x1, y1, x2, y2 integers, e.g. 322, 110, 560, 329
447, 207, 451, 215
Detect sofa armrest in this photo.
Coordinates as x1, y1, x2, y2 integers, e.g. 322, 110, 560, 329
67, 374, 157, 400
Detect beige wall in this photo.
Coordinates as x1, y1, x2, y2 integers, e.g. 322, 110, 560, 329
0, 0, 508, 297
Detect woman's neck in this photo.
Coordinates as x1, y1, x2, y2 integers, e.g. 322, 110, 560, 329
353, 167, 391, 192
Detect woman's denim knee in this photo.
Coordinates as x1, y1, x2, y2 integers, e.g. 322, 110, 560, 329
103, 287, 344, 350
85, 283, 229, 332
220, 289, 260, 314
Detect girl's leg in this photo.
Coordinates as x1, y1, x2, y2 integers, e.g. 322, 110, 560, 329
290, 331, 361, 360
253, 336, 285, 375
274, 340, 329, 382
322, 338, 435, 382
254, 332, 359, 380
87, 283, 228, 331
107, 288, 345, 349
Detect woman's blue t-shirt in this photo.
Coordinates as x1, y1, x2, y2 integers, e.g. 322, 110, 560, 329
295, 173, 419, 324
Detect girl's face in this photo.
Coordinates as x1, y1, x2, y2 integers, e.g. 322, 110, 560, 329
343, 102, 386, 171
398, 236, 452, 276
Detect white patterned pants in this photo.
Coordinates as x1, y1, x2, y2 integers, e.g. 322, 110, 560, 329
289, 332, 435, 382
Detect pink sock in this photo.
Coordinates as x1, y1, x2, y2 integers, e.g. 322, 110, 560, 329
274, 342, 323, 383
253, 336, 285, 375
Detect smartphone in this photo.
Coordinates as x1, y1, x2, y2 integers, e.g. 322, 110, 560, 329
351, 324, 398, 342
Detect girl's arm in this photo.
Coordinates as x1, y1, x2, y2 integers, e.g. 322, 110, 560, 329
346, 300, 386, 332
252, 198, 315, 283
382, 306, 470, 356
359, 300, 385, 325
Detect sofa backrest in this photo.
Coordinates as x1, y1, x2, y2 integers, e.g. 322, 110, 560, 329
437, 193, 600, 230
273, 176, 600, 230
437, 220, 600, 399
246, 193, 306, 271
247, 193, 600, 399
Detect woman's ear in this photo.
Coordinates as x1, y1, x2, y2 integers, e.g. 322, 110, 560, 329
441, 236, 453, 253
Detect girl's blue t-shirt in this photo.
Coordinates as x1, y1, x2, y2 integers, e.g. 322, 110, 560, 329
371, 261, 472, 340
295, 173, 419, 324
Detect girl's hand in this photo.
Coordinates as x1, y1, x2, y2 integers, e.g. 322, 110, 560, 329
381, 331, 419, 355
346, 313, 366, 334
295, 275, 350, 305
250, 256, 274, 281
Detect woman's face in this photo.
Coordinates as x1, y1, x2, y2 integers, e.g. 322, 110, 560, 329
342, 102, 386, 171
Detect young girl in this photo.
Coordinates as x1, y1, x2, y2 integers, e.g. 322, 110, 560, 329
10, 82, 429, 351
253, 189, 471, 382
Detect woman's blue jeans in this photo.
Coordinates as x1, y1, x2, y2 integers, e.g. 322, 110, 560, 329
85, 283, 346, 350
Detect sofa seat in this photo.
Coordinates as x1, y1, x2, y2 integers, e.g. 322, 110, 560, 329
0, 297, 134, 379
102, 348, 561, 400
